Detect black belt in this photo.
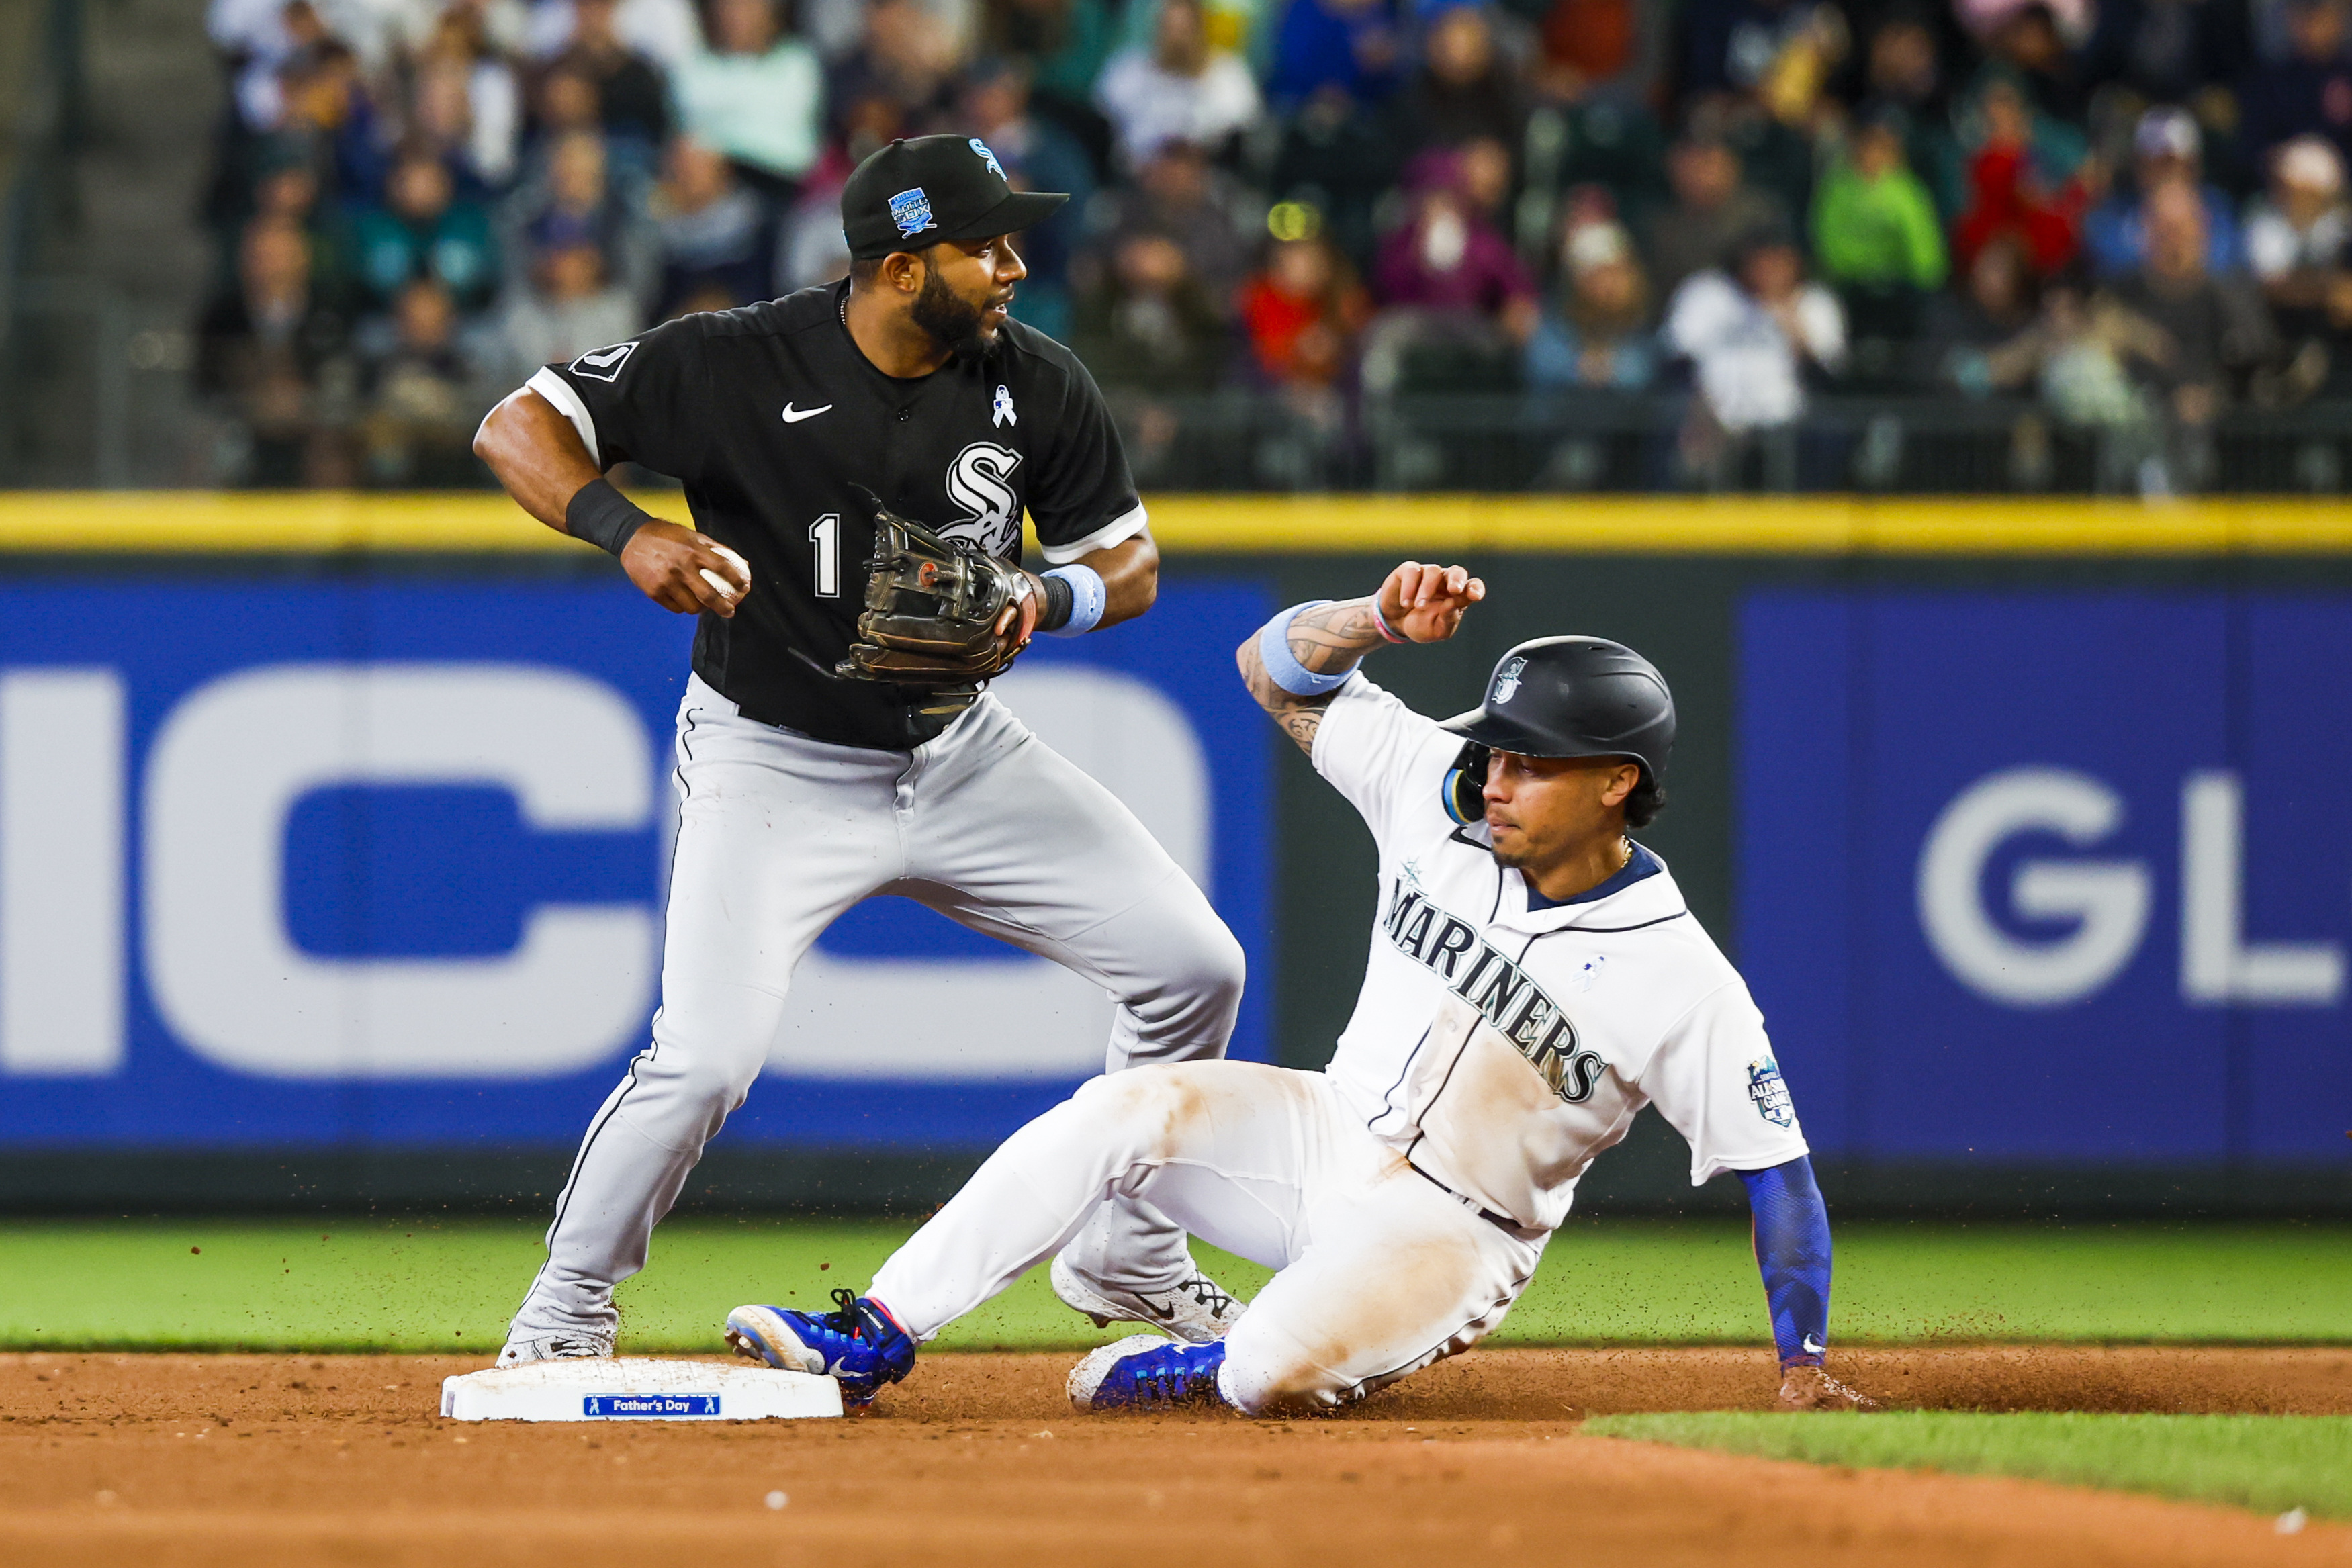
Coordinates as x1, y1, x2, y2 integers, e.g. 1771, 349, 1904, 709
1406, 1161, 1531, 1236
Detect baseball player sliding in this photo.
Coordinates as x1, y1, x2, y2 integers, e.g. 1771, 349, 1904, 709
471, 134, 1249, 1366
725, 564, 1877, 1414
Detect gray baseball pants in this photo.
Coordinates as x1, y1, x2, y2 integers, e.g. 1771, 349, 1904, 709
506, 674, 1245, 1348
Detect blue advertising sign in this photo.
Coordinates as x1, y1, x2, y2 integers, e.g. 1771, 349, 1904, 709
0, 577, 1273, 1150
1738, 591, 2352, 1164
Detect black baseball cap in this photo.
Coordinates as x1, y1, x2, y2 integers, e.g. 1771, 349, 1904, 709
842, 134, 1068, 261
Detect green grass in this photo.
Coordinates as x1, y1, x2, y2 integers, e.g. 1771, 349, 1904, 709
2, 1217, 2348, 1353
1587, 1412, 2352, 1520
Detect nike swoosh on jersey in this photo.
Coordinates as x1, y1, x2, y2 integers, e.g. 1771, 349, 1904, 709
780, 403, 834, 424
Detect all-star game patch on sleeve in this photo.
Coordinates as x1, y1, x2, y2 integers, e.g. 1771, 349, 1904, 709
526, 314, 713, 482
1022, 351, 1146, 565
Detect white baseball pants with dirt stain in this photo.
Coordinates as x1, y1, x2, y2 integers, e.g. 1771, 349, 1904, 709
868, 1059, 1549, 1413
508, 674, 1245, 1348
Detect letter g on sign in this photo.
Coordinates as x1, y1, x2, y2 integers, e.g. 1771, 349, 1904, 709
1916, 766, 2151, 1007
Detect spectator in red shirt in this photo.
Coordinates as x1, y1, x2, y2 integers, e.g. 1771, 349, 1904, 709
1953, 72, 2096, 277
1238, 229, 1372, 386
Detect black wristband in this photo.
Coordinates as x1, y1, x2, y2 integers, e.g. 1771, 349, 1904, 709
1036, 571, 1075, 632
566, 477, 653, 557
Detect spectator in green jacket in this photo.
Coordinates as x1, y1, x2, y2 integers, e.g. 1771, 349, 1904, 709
1811, 109, 1948, 347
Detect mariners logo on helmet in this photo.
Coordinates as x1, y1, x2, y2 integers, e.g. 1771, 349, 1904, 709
1491, 656, 1527, 704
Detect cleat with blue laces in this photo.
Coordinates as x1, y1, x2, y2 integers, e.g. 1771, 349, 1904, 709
725, 1289, 916, 1408
1067, 1334, 1230, 1412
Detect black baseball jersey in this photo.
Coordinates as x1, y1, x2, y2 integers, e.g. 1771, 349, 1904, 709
530, 280, 1146, 749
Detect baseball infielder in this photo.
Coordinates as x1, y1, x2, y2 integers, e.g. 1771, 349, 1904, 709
724, 563, 1876, 1414
471, 134, 1248, 1365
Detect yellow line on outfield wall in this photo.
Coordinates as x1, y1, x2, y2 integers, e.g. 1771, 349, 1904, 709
3, 491, 2352, 555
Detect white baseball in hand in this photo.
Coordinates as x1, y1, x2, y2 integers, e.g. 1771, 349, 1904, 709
702, 543, 750, 601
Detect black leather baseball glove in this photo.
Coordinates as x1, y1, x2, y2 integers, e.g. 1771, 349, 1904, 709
835, 490, 1034, 714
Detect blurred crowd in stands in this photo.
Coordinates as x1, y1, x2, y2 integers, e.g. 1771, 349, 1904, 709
191, 0, 2352, 490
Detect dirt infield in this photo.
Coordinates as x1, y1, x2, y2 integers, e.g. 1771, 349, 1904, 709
4, 1348, 2348, 1567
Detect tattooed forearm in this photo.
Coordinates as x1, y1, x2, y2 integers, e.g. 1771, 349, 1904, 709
1285, 599, 1384, 674
1236, 600, 1382, 755
1276, 706, 1323, 753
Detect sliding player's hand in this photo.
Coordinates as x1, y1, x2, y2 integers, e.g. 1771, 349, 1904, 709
1777, 1363, 1881, 1412
1377, 561, 1484, 643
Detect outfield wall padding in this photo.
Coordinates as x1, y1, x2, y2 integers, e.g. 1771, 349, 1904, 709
1, 494, 2347, 1215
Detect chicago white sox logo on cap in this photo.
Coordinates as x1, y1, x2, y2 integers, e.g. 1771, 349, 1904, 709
888, 187, 936, 238
969, 139, 1006, 180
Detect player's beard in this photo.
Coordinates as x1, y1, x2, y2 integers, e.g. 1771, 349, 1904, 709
911, 267, 994, 362
1486, 837, 1533, 874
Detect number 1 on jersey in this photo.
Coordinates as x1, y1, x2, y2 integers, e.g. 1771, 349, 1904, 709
811, 513, 840, 597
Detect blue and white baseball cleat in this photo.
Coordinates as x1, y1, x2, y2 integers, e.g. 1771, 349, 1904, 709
1067, 1334, 1230, 1412
725, 1289, 915, 1408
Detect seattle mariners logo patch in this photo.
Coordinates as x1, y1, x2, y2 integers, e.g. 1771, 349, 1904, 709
993, 384, 1017, 428
570, 341, 638, 382
1747, 1058, 1795, 1128
969, 138, 1006, 180
1492, 656, 1527, 704
888, 187, 936, 239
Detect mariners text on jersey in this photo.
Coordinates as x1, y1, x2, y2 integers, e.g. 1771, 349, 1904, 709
1379, 880, 1604, 1104
529, 280, 1146, 750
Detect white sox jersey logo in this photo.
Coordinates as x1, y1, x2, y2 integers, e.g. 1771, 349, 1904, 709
942, 441, 1024, 555
570, 342, 638, 383
1382, 883, 1607, 1103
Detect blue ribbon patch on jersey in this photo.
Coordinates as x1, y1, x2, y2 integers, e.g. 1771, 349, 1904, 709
1747, 1058, 1795, 1127
582, 1394, 721, 1417
969, 138, 1006, 180
888, 187, 936, 238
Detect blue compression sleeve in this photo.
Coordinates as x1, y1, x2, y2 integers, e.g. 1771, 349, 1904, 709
1739, 1155, 1831, 1367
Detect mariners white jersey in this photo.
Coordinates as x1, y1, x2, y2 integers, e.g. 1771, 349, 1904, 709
1311, 674, 1809, 1232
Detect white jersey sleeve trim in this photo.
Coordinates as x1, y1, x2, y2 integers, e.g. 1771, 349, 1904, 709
1040, 502, 1148, 565
525, 365, 602, 469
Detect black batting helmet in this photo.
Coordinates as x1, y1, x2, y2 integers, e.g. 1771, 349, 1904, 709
1435, 637, 1676, 826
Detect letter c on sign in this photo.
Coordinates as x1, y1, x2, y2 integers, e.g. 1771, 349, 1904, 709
144, 664, 657, 1079
1916, 766, 2151, 1007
